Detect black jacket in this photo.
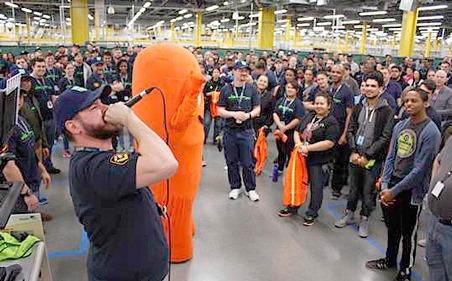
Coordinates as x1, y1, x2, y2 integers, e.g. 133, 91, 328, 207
348, 100, 395, 161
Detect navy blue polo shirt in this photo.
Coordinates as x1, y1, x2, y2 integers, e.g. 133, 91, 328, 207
385, 80, 402, 102
30, 76, 56, 121
5, 116, 41, 189
69, 150, 168, 281
274, 97, 305, 126
219, 83, 260, 130
330, 83, 353, 132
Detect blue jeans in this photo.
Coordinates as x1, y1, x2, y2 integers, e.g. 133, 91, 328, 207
204, 109, 223, 143
223, 128, 256, 191
426, 214, 452, 281
43, 119, 56, 169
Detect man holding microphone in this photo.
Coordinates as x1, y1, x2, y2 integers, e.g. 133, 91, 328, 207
54, 85, 178, 281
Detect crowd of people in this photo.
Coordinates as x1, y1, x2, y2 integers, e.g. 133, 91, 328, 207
0, 43, 451, 281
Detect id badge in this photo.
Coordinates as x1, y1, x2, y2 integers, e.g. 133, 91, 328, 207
356, 135, 364, 146
54, 85, 59, 92
47, 101, 53, 109
431, 181, 445, 198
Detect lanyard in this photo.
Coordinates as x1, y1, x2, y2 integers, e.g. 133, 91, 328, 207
232, 84, 246, 108
120, 74, 128, 85
282, 98, 295, 117
33, 75, 48, 94
48, 68, 56, 81
307, 116, 322, 132
329, 84, 343, 98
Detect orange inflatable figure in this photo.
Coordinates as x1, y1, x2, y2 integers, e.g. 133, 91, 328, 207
132, 43, 206, 262
254, 127, 268, 176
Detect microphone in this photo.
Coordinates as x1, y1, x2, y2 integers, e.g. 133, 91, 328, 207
125, 87, 155, 107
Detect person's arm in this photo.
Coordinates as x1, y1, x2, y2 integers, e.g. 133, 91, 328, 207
218, 106, 240, 119
2, 160, 39, 211
285, 118, 301, 131
248, 105, 260, 119
306, 140, 335, 152
273, 112, 284, 130
347, 106, 359, 152
104, 102, 179, 188
37, 161, 51, 189
430, 156, 440, 181
339, 107, 352, 145
380, 124, 400, 190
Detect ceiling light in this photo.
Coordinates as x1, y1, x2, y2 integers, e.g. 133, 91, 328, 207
39, 19, 46, 22
341, 20, 360, 24
359, 11, 387, 16
5, 2, 19, 8
372, 18, 396, 23
297, 23, 310, 27
416, 22, 442, 27
332, 26, 345, 29
418, 5, 448, 11
220, 18, 230, 23
224, 1, 229, 5
367, 28, 379, 31
157, 20, 164, 25
354, 25, 366, 29
21, 8, 32, 13
297, 17, 314, 21
206, 5, 219, 11
65, 17, 71, 21
249, 13, 259, 18
418, 27, 440, 30
87, 14, 93, 20
176, 16, 183, 21
382, 23, 401, 28
417, 15, 444, 21
170, 19, 177, 23
232, 11, 239, 20
34, 11, 43, 16
388, 28, 402, 31
42, 15, 51, 19
139, 7, 146, 13
184, 14, 192, 18
317, 22, 332, 26
324, 14, 345, 19
143, 2, 152, 8
274, 9, 287, 15
179, 9, 187, 14
277, 19, 288, 23
236, 16, 245, 20
108, 5, 115, 14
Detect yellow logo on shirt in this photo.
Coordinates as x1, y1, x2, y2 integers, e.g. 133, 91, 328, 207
109, 153, 130, 165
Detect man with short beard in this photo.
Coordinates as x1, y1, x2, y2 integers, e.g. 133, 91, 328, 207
54, 85, 178, 281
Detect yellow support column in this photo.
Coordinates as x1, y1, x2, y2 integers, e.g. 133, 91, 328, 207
257, 8, 275, 50
391, 33, 396, 49
26, 13, 31, 44
425, 31, 432, 57
293, 26, 298, 47
285, 15, 291, 46
171, 22, 175, 42
195, 12, 202, 47
360, 22, 368, 54
399, 9, 418, 57
434, 38, 440, 51
345, 31, 350, 50
70, 0, 89, 45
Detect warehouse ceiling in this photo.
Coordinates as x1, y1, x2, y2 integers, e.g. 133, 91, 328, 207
1, 0, 450, 37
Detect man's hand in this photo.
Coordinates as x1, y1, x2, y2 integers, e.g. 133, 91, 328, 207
41, 170, 51, 189
380, 189, 395, 206
24, 194, 39, 212
235, 111, 249, 122
111, 81, 124, 92
338, 133, 347, 145
298, 145, 309, 156
359, 155, 369, 167
104, 102, 134, 126
350, 153, 360, 165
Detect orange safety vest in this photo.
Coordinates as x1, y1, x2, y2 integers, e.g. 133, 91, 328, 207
254, 127, 268, 176
283, 148, 309, 207
210, 91, 220, 118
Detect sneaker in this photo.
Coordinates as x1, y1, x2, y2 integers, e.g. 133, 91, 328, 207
245, 190, 260, 202
228, 189, 241, 200
417, 239, 427, 247
335, 210, 355, 228
358, 216, 370, 238
202, 160, 207, 167
365, 258, 396, 270
63, 151, 72, 158
40, 212, 53, 222
39, 197, 48, 205
278, 207, 297, 217
331, 192, 341, 200
395, 269, 412, 281
303, 215, 315, 226
47, 167, 61, 174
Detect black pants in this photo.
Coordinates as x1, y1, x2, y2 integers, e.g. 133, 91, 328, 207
275, 130, 295, 172
331, 144, 350, 195
306, 164, 329, 218
346, 163, 381, 217
382, 179, 422, 270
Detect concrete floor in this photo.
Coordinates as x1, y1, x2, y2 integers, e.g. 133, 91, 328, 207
39, 137, 430, 281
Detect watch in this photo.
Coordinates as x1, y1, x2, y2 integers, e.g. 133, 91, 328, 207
20, 189, 33, 197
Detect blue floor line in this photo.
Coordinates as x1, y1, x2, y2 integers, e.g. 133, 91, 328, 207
48, 231, 88, 259
325, 201, 423, 281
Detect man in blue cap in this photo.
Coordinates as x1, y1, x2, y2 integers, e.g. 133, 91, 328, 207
54, 85, 178, 281
218, 61, 261, 201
